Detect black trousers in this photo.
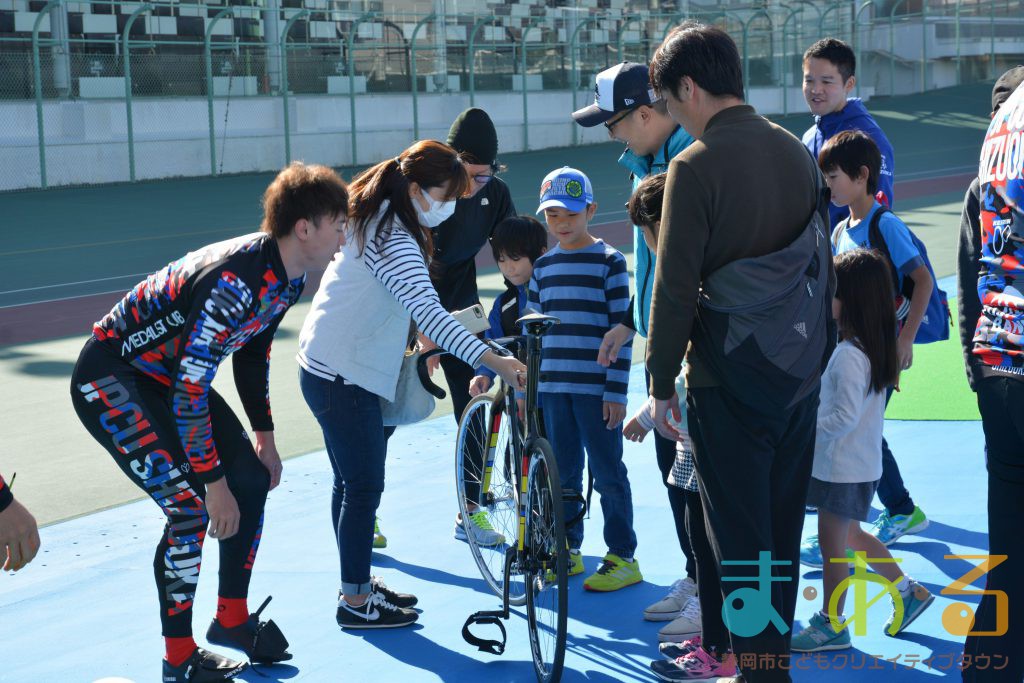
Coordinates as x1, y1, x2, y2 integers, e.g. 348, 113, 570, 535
440, 353, 476, 427
441, 353, 486, 508
963, 376, 1024, 683
646, 370, 696, 580
657, 427, 696, 579
688, 385, 817, 683
684, 489, 729, 654
71, 338, 269, 638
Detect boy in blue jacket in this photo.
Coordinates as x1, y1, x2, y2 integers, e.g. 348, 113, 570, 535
802, 38, 896, 229
468, 215, 549, 397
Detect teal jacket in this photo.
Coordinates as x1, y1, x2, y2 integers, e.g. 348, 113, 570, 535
617, 124, 694, 337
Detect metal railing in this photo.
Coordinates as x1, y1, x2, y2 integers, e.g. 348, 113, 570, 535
2, 0, 1020, 190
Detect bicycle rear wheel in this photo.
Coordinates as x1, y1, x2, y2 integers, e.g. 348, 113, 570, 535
455, 393, 526, 605
524, 437, 568, 683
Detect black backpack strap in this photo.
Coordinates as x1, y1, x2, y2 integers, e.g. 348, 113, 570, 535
866, 208, 905, 295
867, 208, 893, 267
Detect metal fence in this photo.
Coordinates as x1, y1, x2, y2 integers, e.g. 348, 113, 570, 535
1, 0, 1021, 190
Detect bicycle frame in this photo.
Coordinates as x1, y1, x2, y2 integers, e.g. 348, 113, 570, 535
419, 314, 573, 680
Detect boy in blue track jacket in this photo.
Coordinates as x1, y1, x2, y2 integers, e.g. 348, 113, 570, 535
802, 38, 896, 229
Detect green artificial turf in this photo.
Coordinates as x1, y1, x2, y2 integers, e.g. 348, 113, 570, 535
884, 298, 981, 421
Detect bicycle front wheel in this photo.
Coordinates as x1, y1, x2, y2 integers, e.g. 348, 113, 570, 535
524, 437, 568, 683
454, 393, 526, 605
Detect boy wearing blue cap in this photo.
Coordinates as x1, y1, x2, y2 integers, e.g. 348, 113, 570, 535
529, 166, 641, 592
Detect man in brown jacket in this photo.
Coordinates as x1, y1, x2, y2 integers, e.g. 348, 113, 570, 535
645, 21, 826, 682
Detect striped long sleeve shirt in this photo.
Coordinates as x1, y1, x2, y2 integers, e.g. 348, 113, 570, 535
528, 239, 631, 404
364, 228, 490, 366
298, 213, 489, 388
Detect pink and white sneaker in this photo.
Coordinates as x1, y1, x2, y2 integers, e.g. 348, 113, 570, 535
649, 646, 737, 681
658, 635, 702, 660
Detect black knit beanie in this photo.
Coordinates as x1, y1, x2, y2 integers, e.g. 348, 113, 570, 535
447, 108, 498, 166
992, 66, 1024, 115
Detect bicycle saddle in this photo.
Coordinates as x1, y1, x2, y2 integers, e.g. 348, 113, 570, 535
516, 312, 560, 335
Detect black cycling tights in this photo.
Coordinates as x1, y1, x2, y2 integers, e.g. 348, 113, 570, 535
70, 338, 269, 638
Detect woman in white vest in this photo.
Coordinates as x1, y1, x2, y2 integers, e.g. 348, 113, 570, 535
297, 140, 526, 630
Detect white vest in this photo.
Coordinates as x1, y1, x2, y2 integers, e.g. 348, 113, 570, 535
297, 219, 412, 401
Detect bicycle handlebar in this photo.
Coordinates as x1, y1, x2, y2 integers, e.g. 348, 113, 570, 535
416, 348, 449, 400
415, 337, 522, 401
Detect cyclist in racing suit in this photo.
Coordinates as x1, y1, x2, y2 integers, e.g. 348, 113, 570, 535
70, 162, 348, 682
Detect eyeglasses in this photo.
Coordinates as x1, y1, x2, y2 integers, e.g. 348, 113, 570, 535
604, 107, 638, 132
472, 163, 501, 185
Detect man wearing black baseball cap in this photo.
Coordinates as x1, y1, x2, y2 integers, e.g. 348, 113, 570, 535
574, 62, 700, 641
572, 61, 662, 126
958, 65, 1024, 682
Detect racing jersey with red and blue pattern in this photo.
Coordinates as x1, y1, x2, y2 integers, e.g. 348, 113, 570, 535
92, 232, 304, 482
974, 85, 1024, 380
0, 473, 12, 513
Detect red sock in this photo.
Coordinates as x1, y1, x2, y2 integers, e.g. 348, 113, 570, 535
164, 636, 197, 667
217, 596, 249, 629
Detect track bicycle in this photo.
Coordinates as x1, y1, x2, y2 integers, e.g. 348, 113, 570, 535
419, 312, 581, 683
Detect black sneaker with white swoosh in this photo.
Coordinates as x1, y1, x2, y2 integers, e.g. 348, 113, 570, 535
162, 647, 247, 682
369, 577, 418, 608
336, 584, 418, 629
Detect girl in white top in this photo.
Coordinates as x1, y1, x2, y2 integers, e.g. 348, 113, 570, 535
793, 248, 933, 653
297, 140, 525, 630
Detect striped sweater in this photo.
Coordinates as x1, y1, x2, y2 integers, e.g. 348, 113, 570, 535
528, 239, 631, 404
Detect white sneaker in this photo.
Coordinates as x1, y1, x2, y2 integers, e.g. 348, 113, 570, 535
658, 595, 702, 643
453, 510, 505, 547
644, 576, 697, 622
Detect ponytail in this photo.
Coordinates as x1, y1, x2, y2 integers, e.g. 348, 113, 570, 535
348, 140, 470, 260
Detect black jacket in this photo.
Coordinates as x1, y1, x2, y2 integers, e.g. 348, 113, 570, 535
957, 177, 986, 391
431, 176, 516, 311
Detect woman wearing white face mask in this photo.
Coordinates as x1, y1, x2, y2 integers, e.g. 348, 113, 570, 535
297, 140, 526, 630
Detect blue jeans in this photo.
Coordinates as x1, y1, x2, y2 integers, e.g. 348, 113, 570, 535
541, 392, 637, 559
300, 368, 394, 596
877, 386, 916, 516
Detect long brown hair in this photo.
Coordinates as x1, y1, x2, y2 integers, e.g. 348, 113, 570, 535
834, 248, 899, 393
347, 140, 470, 258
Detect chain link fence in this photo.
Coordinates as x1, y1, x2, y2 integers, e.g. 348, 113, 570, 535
1, 0, 1021, 190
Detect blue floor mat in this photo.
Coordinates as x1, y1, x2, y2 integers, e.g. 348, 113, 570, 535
0, 363, 987, 682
